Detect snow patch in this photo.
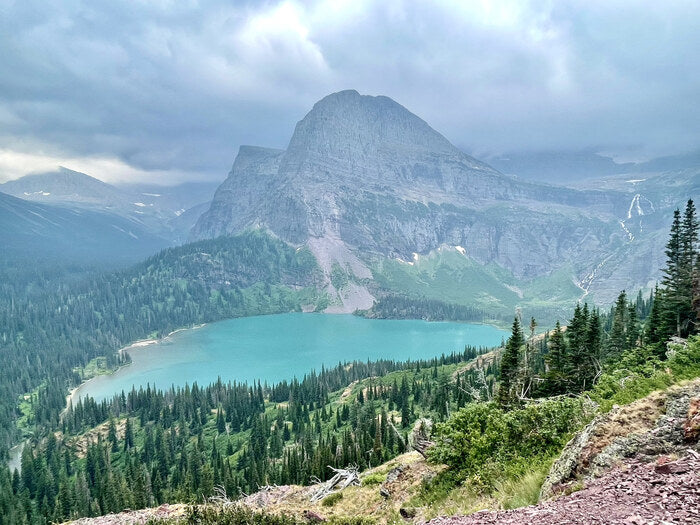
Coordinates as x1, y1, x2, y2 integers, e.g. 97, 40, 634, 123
133, 202, 147, 207
142, 193, 161, 197
412, 252, 419, 261
455, 245, 466, 256
504, 284, 524, 298
174, 208, 185, 217
625, 179, 646, 184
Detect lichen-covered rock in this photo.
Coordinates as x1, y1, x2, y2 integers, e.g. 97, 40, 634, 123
685, 398, 700, 442
539, 411, 609, 500
540, 379, 700, 501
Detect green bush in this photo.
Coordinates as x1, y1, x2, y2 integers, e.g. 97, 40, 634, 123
321, 491, 344, 507
591, 337, 700, 411
428, 397, 590, 487
361, 473, 387, 486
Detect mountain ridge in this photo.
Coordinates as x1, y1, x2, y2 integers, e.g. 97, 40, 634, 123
191, 90, 691, 312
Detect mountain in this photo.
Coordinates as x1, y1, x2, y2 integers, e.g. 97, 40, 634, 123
484, 149, 700, 185
0, 190, 171, 267
485, 151, 635, 183
191, 90, 695, 316
1, 167, 132, 207
116, 181, 221, 215
1, 168, 218, 243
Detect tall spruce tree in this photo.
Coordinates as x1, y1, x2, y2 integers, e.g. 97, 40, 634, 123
680, 199, 698, 335
544, 321, 568, 395
566, 303, 589, 389
497, 316, 524, 405
607, 291, 628, 361
646, 285, 665, 356
584, 309, 602, 389
661, 209, 684, 337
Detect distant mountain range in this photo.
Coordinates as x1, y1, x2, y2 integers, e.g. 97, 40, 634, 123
0, 169, 220, 268
485, 149, 700, 184
0, 190, 170, 267
2, 91, 697, 319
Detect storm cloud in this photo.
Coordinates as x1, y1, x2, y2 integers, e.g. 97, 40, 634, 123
1, 0, 699, 183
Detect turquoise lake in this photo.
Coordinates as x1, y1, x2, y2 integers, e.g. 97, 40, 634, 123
72, 313, 507, 403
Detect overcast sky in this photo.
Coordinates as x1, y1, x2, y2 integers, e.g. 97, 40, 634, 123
1, 0, 699, 184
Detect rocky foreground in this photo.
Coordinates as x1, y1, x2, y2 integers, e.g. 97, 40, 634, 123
428, 451, 699, 525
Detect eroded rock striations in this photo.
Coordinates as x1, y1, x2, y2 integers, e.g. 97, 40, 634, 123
192, 90, 695, 310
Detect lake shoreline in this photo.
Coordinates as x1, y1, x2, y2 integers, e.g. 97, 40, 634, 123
65, 324, 207, 410
64, 313, 506, 409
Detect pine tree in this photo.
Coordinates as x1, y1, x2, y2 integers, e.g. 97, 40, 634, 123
693, 268, 700, 326
606, 291, 628, 361
544, 321, 568, 395
661, 209, 684, 337
645, 285, 664, 354
626, 302, 640, 350
124, 418, 135, 451
216, 407, 226, 434
566, 303, 589, 389
497, 316, 524, 405
584, 309, 602, 388
680, 199, 698, 336
108, 417, 118, 453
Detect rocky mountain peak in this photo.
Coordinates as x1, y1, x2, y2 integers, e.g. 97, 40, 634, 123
285, 90, 458, 160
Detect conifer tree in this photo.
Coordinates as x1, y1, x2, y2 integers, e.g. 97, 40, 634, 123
606, 291, 628, 361
661, 210, 684, 337
497, 316, 524, 405
645, 285, 666, 356
544, 321, 568, 395
693, 269, 700, 326
680, 199, 698, 335
584, 309, 602, 388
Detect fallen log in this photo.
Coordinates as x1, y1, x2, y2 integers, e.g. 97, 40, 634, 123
309, 466, 361, 502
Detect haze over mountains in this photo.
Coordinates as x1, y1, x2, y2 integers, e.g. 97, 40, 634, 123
1, 90, 697, 317
0, 169, 220, 266
486, 149, 700, 185
191, 90, 697, 313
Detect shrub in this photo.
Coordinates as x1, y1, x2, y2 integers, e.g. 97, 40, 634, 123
591, 337, 700, 411
428, 398, 590, 487
361, 473, 387, 486
321, 492, 344, 507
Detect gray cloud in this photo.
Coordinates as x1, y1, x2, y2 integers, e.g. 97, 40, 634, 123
1, 0, 699, 183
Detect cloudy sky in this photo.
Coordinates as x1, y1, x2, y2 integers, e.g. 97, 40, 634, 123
1, 0, 699, 184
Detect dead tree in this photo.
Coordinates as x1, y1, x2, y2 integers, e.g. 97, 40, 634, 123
309, 466, 360, 502
410, 419, 434, 459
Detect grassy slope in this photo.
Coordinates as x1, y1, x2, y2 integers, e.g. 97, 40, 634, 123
371, 247, 582, 324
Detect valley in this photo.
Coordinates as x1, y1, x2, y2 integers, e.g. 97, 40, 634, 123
0, 93, 697, 525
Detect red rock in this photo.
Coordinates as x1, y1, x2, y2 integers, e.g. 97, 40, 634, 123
684, 398, 700, 442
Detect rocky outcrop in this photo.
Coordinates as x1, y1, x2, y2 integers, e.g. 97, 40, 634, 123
429, 452, 700, 525
539, 379, 700, 500
192, 90, 693, 308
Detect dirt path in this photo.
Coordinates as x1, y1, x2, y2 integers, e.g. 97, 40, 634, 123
427, 452, 699, 525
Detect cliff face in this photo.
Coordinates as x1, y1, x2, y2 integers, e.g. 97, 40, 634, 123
191, 90, 692, 311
